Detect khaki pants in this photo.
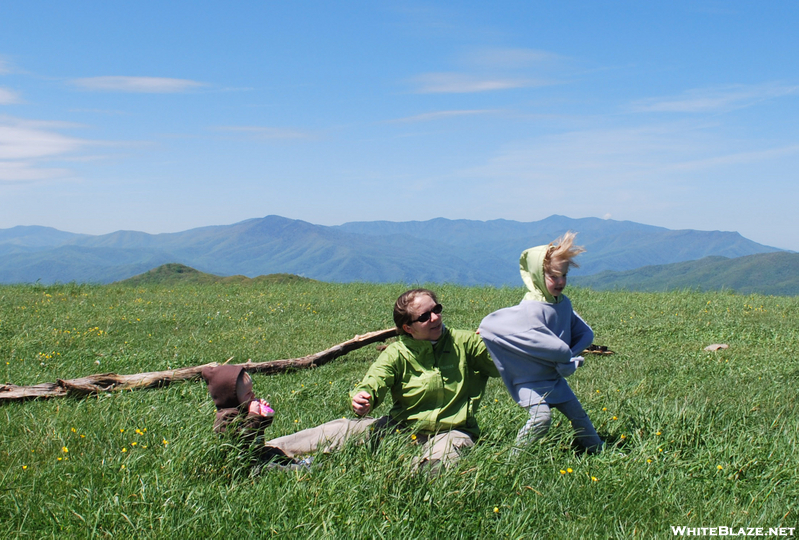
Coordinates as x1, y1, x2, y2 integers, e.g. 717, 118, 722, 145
264, 416, 474, 472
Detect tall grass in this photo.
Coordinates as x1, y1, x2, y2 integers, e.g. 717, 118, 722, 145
1, 282, 797, 538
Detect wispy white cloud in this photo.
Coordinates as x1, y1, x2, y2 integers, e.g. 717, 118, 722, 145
3, 117, 86, 131
0, 117, 91, 182
218, 86, 255, 93
408, 45, 566, 94
467, 47, 563, 69
0, 87, 21, 104
412, 72, 552, 94
452, 121, 799, 242
0, 58, 12, 75
0, 120, 85, 160
70, 76, 206, 93
458, 121, 797, 205
388, 109, 502, 123
465, 125, 693, 187
670, 143, 799, 170
631, 83, 799, 113
211, 126, 312, 140
69, 108, 130, 115
0, 161, 71, 182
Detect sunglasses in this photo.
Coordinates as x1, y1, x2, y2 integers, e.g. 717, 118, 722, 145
411, 303, 443, 324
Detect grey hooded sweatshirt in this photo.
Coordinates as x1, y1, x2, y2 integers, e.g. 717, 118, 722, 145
478, 244, 593, 405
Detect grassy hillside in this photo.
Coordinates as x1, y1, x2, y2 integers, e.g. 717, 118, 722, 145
1, 282, 796, 538
117, 263, 316, 286
575, 251, 799, 296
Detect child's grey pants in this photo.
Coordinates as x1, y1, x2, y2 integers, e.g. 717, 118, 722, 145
517, 394, 603, 451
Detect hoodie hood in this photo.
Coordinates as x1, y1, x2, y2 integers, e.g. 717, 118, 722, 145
201, 365, 248, 410
519, 245, 561, 304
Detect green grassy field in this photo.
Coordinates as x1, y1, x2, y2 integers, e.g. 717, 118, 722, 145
1, 282, 797, 539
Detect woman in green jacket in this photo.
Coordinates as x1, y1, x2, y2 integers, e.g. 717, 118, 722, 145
262, 288, 499, 473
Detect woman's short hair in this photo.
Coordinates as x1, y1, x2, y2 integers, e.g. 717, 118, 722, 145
393, 288, 438, 334
544, 231, 585, 275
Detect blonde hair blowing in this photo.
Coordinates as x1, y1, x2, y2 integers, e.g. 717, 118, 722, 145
544, 231, 585, 275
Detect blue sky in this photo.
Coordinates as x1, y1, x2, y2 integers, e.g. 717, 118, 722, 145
1, 1, 798, 250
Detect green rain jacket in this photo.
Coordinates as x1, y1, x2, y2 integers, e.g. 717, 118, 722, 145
352, 328, 499, 438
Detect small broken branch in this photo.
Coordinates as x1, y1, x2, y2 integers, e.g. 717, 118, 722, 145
584, 344, 614, 355
0, 327, 398, 402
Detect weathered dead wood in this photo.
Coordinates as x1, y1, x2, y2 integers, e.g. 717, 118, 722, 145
0, 327, 398, 402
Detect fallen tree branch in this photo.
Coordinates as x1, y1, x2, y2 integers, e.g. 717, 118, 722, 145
0, 327, 398, 402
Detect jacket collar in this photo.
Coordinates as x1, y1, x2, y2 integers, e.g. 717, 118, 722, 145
398, 325, 450, 353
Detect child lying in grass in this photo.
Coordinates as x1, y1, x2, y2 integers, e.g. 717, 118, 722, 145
478, 232, 603, 453
201, 365, 274, 440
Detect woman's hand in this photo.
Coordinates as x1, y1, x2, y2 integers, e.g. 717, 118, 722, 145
351, 391, 372, 416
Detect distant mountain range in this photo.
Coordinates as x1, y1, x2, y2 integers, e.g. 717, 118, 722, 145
573, 251, 799, 296
0, 215, 793, 294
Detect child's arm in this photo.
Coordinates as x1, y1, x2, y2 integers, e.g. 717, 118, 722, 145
570, 311, 594, 356
556, 355, 584, 378
489, 324, 573, 364
480, 302, 572, 366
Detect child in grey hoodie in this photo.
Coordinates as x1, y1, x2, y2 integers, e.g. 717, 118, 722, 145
478, 232, 603, 453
